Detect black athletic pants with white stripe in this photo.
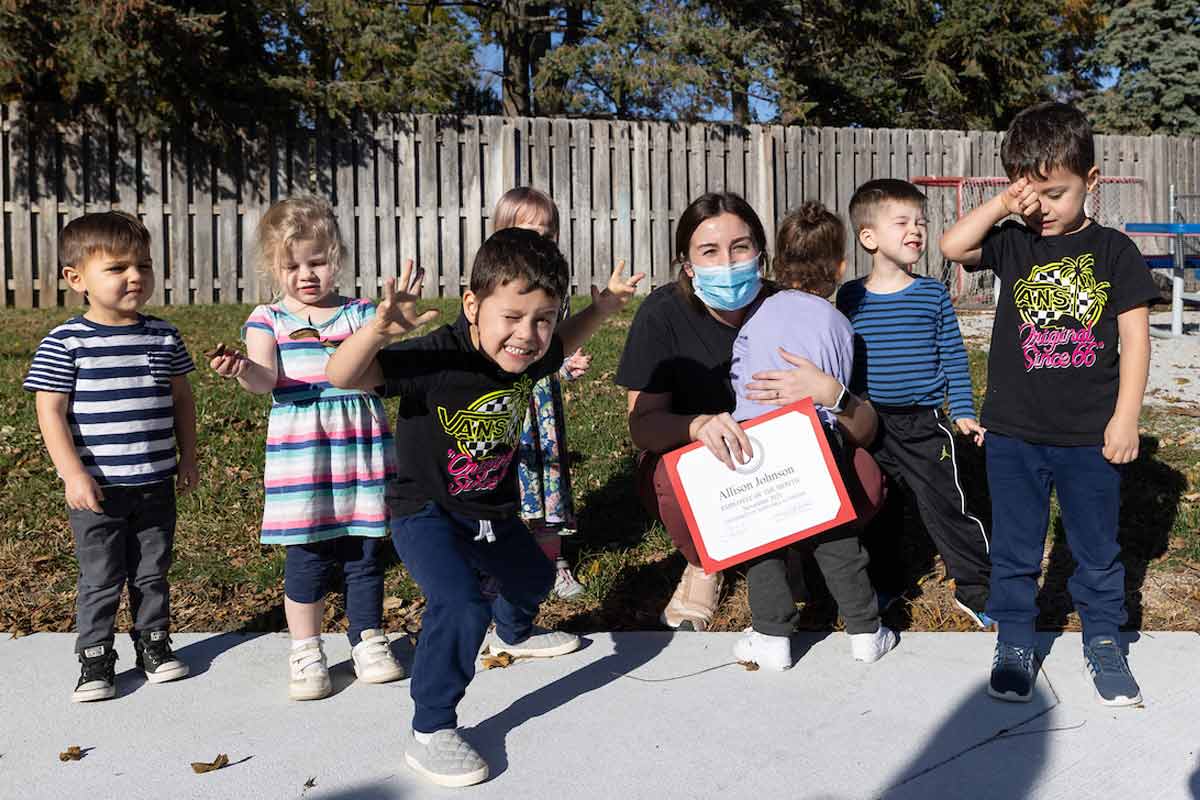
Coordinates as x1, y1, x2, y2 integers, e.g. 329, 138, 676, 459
864, 405, 991, 611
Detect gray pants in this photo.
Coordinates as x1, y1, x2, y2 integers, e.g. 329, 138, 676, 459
69, 480, 176, 652
746, 531, 880, 636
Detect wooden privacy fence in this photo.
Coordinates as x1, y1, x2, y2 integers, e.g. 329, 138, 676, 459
4, 103, 1200, 308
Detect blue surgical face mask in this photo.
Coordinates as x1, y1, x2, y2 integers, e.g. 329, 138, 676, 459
690, 255, 762, 311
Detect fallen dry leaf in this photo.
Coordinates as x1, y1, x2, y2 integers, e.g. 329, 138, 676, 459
481, 652, 515, 669
382, 596, 405, 611
191, 754, 229, 774
1184, 492, 1200, 503
59, 746, 83, 762
304, 777, 317, 790
738, 660, 760, 671
204, 343, 227, 360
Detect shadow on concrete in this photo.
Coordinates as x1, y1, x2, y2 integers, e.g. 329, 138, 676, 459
462, 631, 672, 781
169, 631, 267, 680
306, 783, 405, 800
878, 679, 1058, 799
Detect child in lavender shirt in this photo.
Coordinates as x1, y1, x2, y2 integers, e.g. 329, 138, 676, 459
726, 203, 895, 671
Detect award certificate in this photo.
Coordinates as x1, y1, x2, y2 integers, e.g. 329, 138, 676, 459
662, 399, 856, 572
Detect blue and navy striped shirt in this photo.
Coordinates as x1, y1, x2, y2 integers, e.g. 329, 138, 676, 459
23, 315, 195, 486
835, 276, 976, 421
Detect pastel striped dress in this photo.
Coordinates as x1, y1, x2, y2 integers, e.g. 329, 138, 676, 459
243, 299, 396, 545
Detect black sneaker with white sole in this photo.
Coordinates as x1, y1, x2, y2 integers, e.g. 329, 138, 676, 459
135, 630, 189, 683
73, 644, 118, 702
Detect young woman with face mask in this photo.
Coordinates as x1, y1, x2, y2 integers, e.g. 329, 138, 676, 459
615, 192, 880, 633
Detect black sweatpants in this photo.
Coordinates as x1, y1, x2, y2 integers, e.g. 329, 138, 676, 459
864, 405, 991, 610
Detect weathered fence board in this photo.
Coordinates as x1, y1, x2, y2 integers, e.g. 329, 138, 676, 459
4, 107, 1197, 307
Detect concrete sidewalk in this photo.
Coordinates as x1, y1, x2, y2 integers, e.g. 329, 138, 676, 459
2, 630, 1198, 799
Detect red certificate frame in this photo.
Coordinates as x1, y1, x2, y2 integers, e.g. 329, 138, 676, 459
662, 399, 857, 573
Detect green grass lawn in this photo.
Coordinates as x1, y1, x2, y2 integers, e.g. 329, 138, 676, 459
2, 299, 1198, 638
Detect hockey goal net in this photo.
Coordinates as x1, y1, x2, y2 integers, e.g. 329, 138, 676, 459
912, 176, 1151, 306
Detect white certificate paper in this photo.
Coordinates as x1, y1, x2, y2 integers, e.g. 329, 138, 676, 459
664, 400, 856, 572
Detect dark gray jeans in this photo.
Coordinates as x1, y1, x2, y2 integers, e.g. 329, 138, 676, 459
69, 480, 176, 652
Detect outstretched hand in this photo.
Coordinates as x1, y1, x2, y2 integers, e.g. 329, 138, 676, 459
373, 259, 440, 339
591, 260, 645, 316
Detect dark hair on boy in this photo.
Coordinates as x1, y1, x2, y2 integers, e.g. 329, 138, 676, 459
59, 211, 151, 270
773, 202, 845, 298
470, 227, 569, 302
1001, 102, 1095, 182
848, 179, 926, 234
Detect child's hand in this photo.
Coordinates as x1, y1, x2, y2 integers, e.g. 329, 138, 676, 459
1001, 178, 1043, 219
210, 346, 248, 379
561, 348, 592, 380
1103, 414, 1140, 464
373, 259, 440, 338
955, 417, 987, 446
591, 260, 645, 316
177, 456, 200, 495
64, 471, 104, 513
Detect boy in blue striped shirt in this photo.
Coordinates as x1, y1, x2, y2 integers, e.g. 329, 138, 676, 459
24, 211, 197, 701
836, 179, 992, 628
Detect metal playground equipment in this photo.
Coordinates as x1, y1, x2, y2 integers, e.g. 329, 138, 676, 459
1125, 185, 1200, 338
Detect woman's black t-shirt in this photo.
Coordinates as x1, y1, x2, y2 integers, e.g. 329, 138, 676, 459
976, 220, 1160, 446
615, 283, 739, 416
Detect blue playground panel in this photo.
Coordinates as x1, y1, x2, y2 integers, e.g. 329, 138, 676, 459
1126, 223, 1200, 278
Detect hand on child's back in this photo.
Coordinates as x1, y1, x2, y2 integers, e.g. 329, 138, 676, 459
373, 259, 441, 338
591, 260, 645, 315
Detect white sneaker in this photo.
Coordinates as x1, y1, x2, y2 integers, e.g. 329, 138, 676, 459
405, 729, 489, 787
352, 629, 406, 684
733, 629, 794, 671
850, 625, 898, 663
488, 626, 581, 658
288, 639, 332, 701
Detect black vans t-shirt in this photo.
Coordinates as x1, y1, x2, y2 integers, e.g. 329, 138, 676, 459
378, 313, 564, 520
975, 221, 1160, 445
615, 283, 739, 416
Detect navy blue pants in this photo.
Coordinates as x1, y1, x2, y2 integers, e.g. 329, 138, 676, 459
391, 502, 555, 733
284, 536, 386, 647
984, 433, 1126, 647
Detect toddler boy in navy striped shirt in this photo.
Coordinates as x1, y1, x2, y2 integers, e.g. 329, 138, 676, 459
24, 211, 197, 701
836, 179, 993, 629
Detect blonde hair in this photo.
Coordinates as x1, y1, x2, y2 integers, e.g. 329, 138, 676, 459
492, 187, 560, 242
254, 196, 345, 292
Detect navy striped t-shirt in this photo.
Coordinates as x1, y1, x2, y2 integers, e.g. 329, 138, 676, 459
835, 276, 976, 421
23, 315, 195, 486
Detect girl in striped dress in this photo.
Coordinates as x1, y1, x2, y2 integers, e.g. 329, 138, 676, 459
210, 196, 404, 700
